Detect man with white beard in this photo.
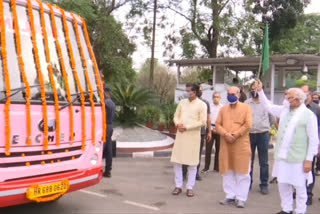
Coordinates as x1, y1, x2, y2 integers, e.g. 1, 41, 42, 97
253, 80, 319, 214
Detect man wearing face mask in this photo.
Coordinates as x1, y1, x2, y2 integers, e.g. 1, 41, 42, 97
216, 86, 252, 208
171, 84, 207, 197
202, 92, 222, 173
182, 86, 211, 181
312, 93, 320, 105
245, 83, 275, 195
301, 85, 320, 206
253, 81, 319, 214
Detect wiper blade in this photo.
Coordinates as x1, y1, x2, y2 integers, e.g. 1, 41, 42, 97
0, 84, 43, 102
59, 90, 97, 111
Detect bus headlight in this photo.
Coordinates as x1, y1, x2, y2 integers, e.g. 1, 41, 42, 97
95, 142, 102, 152
90, 154, 98, 165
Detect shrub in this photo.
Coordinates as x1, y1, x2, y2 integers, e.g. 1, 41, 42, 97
139, 106, 161, 124
111, 83, 153, 125
162, 102, 178, 128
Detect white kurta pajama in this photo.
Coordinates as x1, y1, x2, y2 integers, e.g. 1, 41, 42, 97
258, 90, 319, 214
170, 98, 207, 189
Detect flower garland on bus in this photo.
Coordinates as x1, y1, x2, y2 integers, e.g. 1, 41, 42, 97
71, 14, 96, 145
82, 19, 106, 142
11, 0, 32, 147
27, 0, 49, 150
0, 0, 11, 156
60, 8, 86, 150
37, 0, 61, 147
48, 4, 74, 142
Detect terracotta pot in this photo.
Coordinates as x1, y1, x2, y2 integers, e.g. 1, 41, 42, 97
146, 122, 153, 129
158, 123, 165, 132
168, 125, 177, 134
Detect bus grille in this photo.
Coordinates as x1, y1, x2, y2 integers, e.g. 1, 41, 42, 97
0, 146, 83, 168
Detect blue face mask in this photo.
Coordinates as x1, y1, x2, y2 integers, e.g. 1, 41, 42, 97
227, 94, 238, 104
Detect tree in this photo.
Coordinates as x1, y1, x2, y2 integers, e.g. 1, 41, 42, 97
270, 14, 320, 54
137, 59, 177, 104
45, 0, 138, 85
248, 0, 310, 52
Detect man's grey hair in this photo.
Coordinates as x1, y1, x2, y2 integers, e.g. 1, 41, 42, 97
287, 88, 306, 103
212, 91, 220, 97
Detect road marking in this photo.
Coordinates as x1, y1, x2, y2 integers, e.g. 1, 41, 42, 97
123, 200, 160, 211
79, 190, 107, 198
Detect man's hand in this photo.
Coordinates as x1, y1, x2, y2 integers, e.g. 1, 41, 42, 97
224, 133, 236, 143
206, 131, 212, 142
177, 124, 187, 133
303, 160, 313, 173
252, 79, 263, 92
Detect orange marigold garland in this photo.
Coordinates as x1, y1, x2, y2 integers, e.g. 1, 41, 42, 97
37, 0, 61, 147
60, 8, 86, 150
0, 0, 11, 155
27, 0, 49, 150
81, 19, 106, 142
11, 0, 32, 147
71, 14, 96, 145
48, 4, 74, 142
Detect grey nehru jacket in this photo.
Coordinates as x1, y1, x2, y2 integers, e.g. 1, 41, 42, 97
245, 98, 275, 134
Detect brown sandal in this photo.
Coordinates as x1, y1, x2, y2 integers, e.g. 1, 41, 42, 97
171, 187, 182, 195
186, 189, 194, 197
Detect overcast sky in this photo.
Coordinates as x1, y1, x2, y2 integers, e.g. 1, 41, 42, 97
125, 0, 320, 70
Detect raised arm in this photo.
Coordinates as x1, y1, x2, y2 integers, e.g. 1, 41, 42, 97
257, 90, 283, 118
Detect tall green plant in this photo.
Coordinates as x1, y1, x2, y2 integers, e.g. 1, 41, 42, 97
112, 84, 153, 125
162, 103, 178, 129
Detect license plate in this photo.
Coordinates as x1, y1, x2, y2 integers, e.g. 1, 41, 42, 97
26, 180, 69, 200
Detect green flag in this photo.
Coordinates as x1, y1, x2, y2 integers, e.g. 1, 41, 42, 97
262, 24, 269, 76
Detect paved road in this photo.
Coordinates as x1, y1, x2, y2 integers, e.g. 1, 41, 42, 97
1, 155, 320, 214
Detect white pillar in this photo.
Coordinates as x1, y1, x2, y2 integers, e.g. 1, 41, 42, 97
212, 65, 216, 86
271, 64, 275, 103
177, 65, 181, 85
317, 64, 320, 91
282, 70, 286, 88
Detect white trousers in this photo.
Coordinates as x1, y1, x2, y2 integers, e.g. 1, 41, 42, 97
278, 183, 307, 214
174, 164, 197, 190
222, 170, 251, 201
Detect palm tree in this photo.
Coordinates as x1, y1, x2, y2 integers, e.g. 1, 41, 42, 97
111, 83, 153, 124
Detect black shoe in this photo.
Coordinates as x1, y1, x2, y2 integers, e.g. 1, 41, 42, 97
201, 168, 209, 173
276, 211, 293, 214
260, 186, 269, 195
196, 174, 202, 181
270, 177, 278, 184
103, 171, 111, 178
306, 197, 312, 206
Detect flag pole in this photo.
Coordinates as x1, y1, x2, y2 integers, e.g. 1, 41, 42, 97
257, 55, 262, 79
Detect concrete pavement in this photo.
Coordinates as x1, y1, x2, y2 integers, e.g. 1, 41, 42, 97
1, 156, 320, 214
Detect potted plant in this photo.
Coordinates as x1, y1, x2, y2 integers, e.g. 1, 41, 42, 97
162, 103, 177, 134
140, 106, 161, 129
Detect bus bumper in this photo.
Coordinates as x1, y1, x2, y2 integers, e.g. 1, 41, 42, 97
0, 166, 103, 208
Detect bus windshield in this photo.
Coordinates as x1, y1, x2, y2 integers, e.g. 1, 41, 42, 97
0, 2, 100, 104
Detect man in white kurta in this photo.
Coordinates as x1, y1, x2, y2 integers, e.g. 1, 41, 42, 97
170, 84, 207, 197
254, 81, 319, 214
